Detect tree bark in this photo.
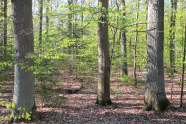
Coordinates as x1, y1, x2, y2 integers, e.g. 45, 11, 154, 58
169, 0, 177, 76
143, 0, 170, 112
12, 0, 35, 115
95, 0, 112, 106
180, 0, 186, 107
3, 0, 7, 59
0, 0, 3, 59
120, 0, 127, 76
39, 0, 43, 53
46, 0, 50, 42
133, 0, 139, 85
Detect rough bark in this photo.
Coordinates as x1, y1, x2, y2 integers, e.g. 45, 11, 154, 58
169, 0, 177, 76
12, 0, 35, 117
120, 0, 128, 76
143, 0, 170, 112
95, 0, 112, 106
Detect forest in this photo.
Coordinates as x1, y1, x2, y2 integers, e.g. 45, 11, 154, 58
0, 0, 186, 123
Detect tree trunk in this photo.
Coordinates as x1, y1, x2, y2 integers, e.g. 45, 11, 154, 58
120, 0, 127, 76
0, 0, 3, 60
180, 0, 186, 107
46, 0, 50, 42
169, 0, 177, 76
39, 0, 43, 53
133, 0, 139, 85
143, 0, 170, 112
95, 0, 112, 106
12, 0, 35, 118
3, 0, 7, 59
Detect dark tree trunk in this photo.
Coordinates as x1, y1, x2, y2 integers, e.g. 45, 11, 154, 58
143, 0, 170, 112
0, 0, 3, 60
11, 0, 35, 117
120, 0, 127, 76
46, 0, 50, 42
95, 0, 112, 106
133, 0, 139, 85
3, 0, 7, 59
169, 0, 177, 76
39, 0, 43, 53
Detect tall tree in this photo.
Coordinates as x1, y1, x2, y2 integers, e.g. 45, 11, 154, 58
169, 0, 177, 76
0, 0, 3, 59
143, 0, 170, 112
120, 0, 128, 76
11, 0, 35, 121
133, 0, 139, 85
180, 0, 186, 107
46, 0, 50, 42
39, 0, 43, 53
95, 0, 112, 105
3, 0, 7, 59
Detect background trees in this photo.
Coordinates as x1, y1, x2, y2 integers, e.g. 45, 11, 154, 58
0, 0, 185, 119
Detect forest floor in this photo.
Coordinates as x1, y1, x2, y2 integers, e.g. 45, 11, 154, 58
1, 69, 186, 124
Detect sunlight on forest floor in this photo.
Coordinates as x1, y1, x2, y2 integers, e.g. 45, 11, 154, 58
1, 69, 186, 123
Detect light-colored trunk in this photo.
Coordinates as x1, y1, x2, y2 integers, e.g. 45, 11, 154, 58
96, 0, 112, 106
12, 0, 35, 114
143, 0, 170, 112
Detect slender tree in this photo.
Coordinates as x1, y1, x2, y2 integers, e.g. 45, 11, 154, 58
46, 0, 50, 41
143, 0, 170, 112
120, 0, 128, 76
3, 0, 7, 59
11, 0, 35, 121
39, 0, 43, 53
133, 0, 139, 85
169, 0, 177, 76
95, 0, 112, 105
0, 0, 3, 59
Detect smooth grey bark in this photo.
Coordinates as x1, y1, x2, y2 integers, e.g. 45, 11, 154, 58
12, 0, 35, 112
169, 0, 177, 76
143, 0, 170, 112
95, 0, 112, 106
120, 0, 128, 76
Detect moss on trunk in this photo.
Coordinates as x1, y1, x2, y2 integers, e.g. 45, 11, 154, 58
95, 99, 112, 106
142, 95, 170, 113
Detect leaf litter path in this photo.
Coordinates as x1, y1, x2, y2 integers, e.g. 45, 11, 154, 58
1, 69, 186, 124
